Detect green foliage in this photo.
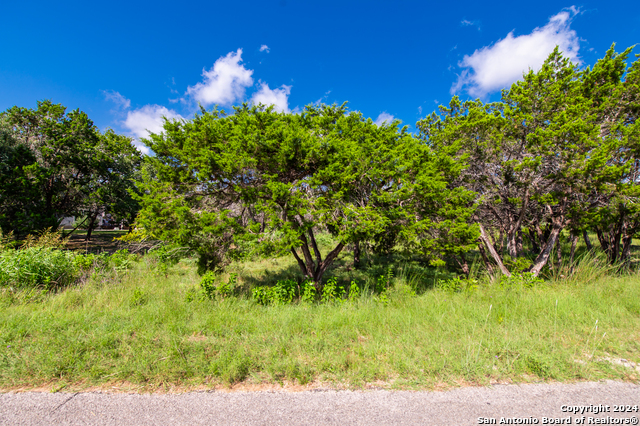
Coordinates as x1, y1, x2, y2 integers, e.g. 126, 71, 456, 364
135, 103, 475, 287
321, 278, 346, 303
199, 271, 217, 300
375, 269, 393, 294
217, 273, 236, 299
109, 249, 138, 272
252, 277, 351, 306
129, 288, 147, 307
73, 252, 104, 272
148, 244, 187, 276
437, 276, 479, 293
0, 230, 16, 251
73, 249, 137, 278
199, 272, 237, 301
300, 280, 317, 303
19, 227, 68, 249
0, 247, 78, 290
348, 280, 360, 300
251, 285, 274, 306
272, 279, 297, 305
499, 272, 544, 289
418, 45, 640, 277
0, 101, 139, 238
253, 279, 298, 306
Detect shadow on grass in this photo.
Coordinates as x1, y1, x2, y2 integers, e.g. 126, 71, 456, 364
232, 247, 450, 296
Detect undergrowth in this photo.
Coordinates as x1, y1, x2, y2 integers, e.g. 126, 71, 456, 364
0, 229, 638, 390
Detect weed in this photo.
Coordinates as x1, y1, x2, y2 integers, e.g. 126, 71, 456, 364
272, 279, 297, 305
129, 288, 147, 307
499, 272, 543, 289
301, 280, 316, 303
0, 247, 78, 290
437, 276, 478, 293
348, 280, 360, 300
321, 278, 345, 303
199, 271, 217, 300
524, 355, 552, 378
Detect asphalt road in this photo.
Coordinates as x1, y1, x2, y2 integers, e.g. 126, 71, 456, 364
1, 381, 638, 425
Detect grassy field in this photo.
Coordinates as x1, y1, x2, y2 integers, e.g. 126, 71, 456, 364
1, 242, 639, 392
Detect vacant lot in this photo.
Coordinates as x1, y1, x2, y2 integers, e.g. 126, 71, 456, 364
1, 245, 638, 392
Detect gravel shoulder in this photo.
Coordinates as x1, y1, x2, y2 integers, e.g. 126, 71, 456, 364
1, 380, 638, 425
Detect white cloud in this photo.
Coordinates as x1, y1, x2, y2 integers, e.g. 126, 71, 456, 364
313, 90, 332, 105
460, 19, 480, 29
123, 105, 184, 154
186, 49, 254, 106
251, 82, 291, 113
103, 90, 131, 110
260, 44, 270, 52
374, 112, 395, 126
452, 7, 580, 97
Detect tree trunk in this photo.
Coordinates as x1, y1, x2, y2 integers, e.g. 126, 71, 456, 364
595, 227, 610, 259
583, 230, 593, 251
569, 234, 578, 265
527, 228, 540, 254
507, 230, 518, 258
353, 240, 361, 269
85, 213, 99, 242
455, 253, 470, 277
556, 233, 563, 266
477, 223, 511, 276
621, 235, 633, 264
477, 243, 495, 275
610, 219, 624, 264
529, 218, 564, 277
291, 240, 345, 290
516, 230, 524, 257
497, 229, 505, 256
507, 189, 529, 258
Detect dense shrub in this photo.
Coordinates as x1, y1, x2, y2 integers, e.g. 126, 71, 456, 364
252, 278, 364, 306
0, 247, 78, 290
0, 246, 138, 291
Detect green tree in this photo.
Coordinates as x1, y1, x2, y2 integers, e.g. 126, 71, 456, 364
1, 101, 100, 232
579, 45, 640, 264
0, 101, 141, 238
80, 129, 142, 240
136, 103, 476, 287
0, 117, 45, 238
419, 48, 626, 276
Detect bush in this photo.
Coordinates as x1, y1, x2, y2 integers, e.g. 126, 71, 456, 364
437, 275, 478, 293
199, 272, 237, 300
73, 249, 137, 277
252, 278, 360, 306
109, 249, 137, 271
499, 272, 544, 289
321, 278, 346, 303
252, 279, 298, 306
0, 247, 78, 290
147, 244, 187, 276
0, 245, 139, 292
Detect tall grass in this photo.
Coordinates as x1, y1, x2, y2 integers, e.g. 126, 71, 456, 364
0, 247, 78, 290
1, 251, 638, 391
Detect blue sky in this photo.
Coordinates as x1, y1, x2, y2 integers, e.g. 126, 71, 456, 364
1, 1, 639, 153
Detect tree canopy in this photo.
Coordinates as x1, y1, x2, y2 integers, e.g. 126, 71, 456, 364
2, 44, 639, 284
136, 103, 477, 286
0, 101, 141, 239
